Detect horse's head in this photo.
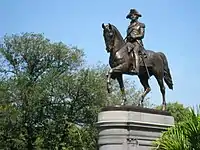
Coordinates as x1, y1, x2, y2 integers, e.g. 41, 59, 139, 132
102, 23, 115, 53
102, 23, 124, 53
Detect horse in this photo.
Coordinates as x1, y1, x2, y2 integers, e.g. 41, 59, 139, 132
102, 23, 173, 111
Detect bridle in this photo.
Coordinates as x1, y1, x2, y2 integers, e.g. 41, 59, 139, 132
105, 26, 127, 54
103, 24, 116, 53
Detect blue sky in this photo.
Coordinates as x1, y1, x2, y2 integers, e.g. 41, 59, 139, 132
1, 0, 200, 107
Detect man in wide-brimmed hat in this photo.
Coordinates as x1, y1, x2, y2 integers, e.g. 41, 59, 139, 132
126, 9, 145, 75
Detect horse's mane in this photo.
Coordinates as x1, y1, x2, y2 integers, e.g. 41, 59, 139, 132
111, 24, 125, 44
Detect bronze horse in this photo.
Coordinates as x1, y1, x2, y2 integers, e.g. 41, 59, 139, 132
102, 23, 173, 111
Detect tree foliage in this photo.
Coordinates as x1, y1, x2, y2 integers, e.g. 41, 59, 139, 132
154, 105, 200, 150
156, 101, 191, 123
0, 32, 147, 150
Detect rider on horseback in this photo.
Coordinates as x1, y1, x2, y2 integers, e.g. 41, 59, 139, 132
126, 9, 145, 75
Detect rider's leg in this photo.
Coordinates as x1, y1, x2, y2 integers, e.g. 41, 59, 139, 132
127, 42, 136, 72
133, 43, 140, 74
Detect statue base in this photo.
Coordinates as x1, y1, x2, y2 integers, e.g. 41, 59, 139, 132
96, 105, 174, 150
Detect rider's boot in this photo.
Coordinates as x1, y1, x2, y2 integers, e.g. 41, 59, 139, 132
131, 53, 139, 75
135, 56, 140, 75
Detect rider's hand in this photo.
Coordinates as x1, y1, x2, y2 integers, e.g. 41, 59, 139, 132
131, 35, 136, 40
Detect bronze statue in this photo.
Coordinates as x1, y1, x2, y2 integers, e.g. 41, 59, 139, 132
126, 9, 145, 75
102, 9, 173, 111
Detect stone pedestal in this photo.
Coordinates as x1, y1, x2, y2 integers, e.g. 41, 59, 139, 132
96, 106, 174, 150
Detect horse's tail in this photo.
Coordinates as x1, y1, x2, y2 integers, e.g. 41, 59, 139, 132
158, 52, 173, 90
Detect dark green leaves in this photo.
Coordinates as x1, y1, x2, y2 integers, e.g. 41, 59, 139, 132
154, 106, 200, 150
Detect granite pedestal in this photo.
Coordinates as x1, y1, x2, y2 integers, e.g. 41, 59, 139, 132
96, 106, 174, 150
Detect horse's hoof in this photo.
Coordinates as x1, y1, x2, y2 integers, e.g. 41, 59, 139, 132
121, 101, 126, 105
162, 105, 166, 111
138, 104, 144, 107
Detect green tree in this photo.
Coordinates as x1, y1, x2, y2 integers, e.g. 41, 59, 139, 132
156, 101, 191, 123
0, 32, 150, 150
0, 32, 84, 149
154, 105, 200, 150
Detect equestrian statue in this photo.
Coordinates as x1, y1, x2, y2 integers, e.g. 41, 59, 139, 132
102, 9, 173, 111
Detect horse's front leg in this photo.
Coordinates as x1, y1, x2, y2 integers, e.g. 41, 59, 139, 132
106, 69, 113, 93
116, 74, 127, 105
106, 64, 125, 94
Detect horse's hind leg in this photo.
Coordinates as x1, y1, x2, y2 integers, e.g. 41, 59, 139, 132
138, 75, 151, 107
155, 75, 166, 111
116, 74, 127, 105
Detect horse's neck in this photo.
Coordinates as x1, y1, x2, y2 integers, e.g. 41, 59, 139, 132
112, 26, 125, 52
114, 37, 125, 51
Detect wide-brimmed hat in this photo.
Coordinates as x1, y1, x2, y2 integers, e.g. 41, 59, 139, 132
126, 9, 142, 19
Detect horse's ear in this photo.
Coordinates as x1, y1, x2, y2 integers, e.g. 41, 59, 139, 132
108, 23, 112, 29
102, 23, 105, 29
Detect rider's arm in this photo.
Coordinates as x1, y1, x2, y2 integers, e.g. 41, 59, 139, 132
135, 27, 145, 40
133, 23, 145, 40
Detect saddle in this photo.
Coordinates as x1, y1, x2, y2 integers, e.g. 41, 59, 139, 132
131, 47, 149, 67
139, 49, 147, 58
126, 42, 150, 67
